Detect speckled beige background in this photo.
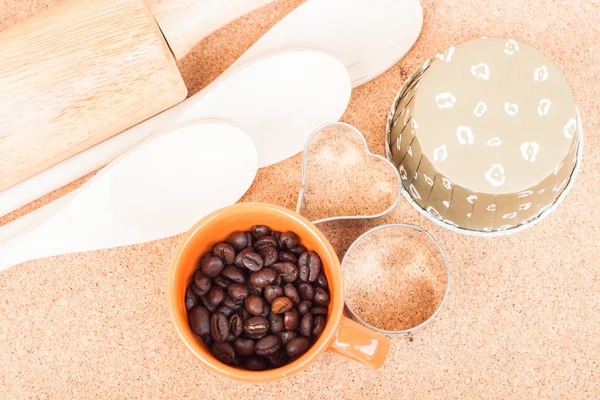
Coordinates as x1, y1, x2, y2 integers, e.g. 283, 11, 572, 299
1, 0, 599, 398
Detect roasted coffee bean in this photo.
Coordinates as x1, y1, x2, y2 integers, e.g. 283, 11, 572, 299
280, 231, 300, 249
313, 316, 326, 338
249, 268, 277, 288
210, 312, 229, 342
229, 314, 243, 337
278, 251, 297, 263
244, 355, 267, 371
214, 275, 232, 289
284, 283, 301, 305
273, 262, 298, 283
241, 251, 263, 272
316, 272, 329, 289
286, 337, 309, 358
228, 283, 249, 301
248, 285, 263, 297
313, 287, 330, 306
200, 294, 218, 313
279, 331, 297, 347
297, 282, 314, 300
255, 335, 282, 357
234, 338, 255, 356
284, 309, 300, 331
253, 236, 279, 251
244, 316, 269, 339
258, 246, 278, 267
310, 307, 329, 317
288, 245, 306, 257
244, 232, 253, 248
267, 349, 289, 368
251, 225, 272, 239
202, 256, 225, 278
213, 242, 235, 264
185, 285, 199, 311
216, 306, 235, 319
298, 251, 321, 282
212, 342, 236, 365
245, 295, 264, 316
311, 307, 328, 316
189, 306, 211, 338
271, 297, 293, 314
300, 313, 313, 337
207, 286, 225, 306
226, 231, 248, 252
193, 270, 211, 295
222, 294, 242, 310
221, 265, 246, 284
234, 248, 253, 267
298, 300, 312, 316
260, 302, 271, 317
264, 285, 283, 304
268, 312, 284, 334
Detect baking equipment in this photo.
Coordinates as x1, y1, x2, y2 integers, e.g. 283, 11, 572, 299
386, 37, 583, 235
0, 50, 351, 269
296, 123, 402, 223
166, 124, 450, 381
0, 50, 351, 217
0, 122, 258, 272
0, 0, 274, 192
167, 202, 390, 382
229, 0, 423, 88
1, 0, 422, 217
342, 224, 449, 334
296, 123, 450, 334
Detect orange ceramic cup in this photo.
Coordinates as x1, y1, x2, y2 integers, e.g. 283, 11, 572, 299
167, 202, 390, 382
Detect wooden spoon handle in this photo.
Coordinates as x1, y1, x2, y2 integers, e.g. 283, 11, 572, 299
152, 0, 276, 59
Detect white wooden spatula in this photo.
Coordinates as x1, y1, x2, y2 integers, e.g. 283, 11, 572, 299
0, 122, 257, 271
0, 51, 351, 216
230, 0, 424, 87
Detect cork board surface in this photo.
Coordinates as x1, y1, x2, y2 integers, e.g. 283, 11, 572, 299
1, 0, 599, 398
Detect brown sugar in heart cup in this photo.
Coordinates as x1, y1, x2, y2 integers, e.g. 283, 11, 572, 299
296, 123, 401, 224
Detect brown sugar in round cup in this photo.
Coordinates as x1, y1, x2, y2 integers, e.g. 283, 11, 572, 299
342, 224, 449, 333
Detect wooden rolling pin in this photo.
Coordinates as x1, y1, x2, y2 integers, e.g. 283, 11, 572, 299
0, 0, 274, 192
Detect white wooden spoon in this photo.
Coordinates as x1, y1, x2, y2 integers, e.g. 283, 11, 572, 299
0, 51, 351, 216
0, 122, 257, 271
230, 0, 424, 87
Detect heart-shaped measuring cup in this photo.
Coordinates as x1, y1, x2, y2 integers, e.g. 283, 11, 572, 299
296, 122, 402, 224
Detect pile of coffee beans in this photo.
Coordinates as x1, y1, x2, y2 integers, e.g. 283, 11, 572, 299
185, 225, 330, 371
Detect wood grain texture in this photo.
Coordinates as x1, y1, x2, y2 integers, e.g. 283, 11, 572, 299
152, 0, 275, 60
0, 0, 187, 191
1, 0, 599, 398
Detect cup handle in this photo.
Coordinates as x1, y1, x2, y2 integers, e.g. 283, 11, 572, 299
329, 317, 390, 369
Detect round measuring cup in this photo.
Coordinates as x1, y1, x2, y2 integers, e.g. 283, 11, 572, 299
166, 202, 390, 382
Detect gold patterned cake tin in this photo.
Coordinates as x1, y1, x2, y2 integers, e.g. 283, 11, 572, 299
386, 37, 583, 236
